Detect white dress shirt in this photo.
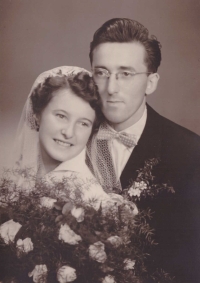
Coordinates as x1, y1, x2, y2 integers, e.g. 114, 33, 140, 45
108, 107, 147, 180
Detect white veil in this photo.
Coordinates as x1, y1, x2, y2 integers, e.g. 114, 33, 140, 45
12, 66, 92, 183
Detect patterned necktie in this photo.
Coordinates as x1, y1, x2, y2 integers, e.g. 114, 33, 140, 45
97, 122, 137, 148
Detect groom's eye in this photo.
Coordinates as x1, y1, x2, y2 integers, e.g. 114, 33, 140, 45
95, 69, 107, 77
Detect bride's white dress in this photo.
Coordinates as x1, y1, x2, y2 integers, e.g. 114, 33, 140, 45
44, 149, 110, 210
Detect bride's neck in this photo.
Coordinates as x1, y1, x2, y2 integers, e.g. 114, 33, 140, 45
38, 150, 61, 178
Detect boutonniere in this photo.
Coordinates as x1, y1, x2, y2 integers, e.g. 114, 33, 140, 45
126, 158, 175, 201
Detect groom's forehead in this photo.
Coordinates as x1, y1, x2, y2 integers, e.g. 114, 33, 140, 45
92, 42, 147, 69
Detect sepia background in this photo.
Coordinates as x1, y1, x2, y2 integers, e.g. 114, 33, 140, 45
0, 0, 200, 171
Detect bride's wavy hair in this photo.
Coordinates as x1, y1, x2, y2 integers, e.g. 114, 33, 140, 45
30, 72, 103, 132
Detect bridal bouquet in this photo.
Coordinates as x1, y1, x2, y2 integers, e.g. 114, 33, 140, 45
0, 170, 173, 283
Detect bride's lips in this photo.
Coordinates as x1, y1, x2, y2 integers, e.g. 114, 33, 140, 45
53, 139, 73, 147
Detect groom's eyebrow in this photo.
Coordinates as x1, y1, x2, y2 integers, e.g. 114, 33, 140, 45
93, 65, 136, 71
119, 66, 136, 71
93, 65, 108, 70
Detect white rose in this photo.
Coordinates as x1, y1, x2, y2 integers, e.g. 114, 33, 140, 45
107, 235, 122, 248
40, 197, 57, 209
57, 266, 77, 283
89, 241, 107, 263
28, 265, 47, 283
71, 207, 84, 222
102, 275, 116, 283
123, 258, 136, 270
123, 201, 138, 216
0, 219, 22, 244
58, 224, 82, 245
16, 237, 34, 253
107, 193, 124, 205
101, 193, 124, 215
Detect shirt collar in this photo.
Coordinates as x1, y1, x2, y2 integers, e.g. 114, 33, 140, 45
53, 148, 87, 174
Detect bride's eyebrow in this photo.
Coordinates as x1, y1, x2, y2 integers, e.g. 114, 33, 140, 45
53, 109, 68, 114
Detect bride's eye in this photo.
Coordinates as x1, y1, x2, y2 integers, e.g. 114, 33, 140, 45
56, 114, 66, 119
79, 121, 90, 127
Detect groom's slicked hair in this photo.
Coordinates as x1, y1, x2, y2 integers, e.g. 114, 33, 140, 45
89, 18, 162, 73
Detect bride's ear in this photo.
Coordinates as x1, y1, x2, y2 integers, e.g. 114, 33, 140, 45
34, 114, 40, 131
145, 73, 160, 96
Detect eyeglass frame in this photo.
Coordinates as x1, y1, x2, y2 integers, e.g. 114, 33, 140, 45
92, 67, 152, 85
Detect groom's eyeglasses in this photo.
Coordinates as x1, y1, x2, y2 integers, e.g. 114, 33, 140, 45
92, 68, 152, 86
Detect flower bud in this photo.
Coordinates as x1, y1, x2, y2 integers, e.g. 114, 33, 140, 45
71, 207, 84, 222
123, 258, 136, 270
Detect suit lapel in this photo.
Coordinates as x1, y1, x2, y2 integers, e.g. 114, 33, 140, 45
120, 105, 162, 189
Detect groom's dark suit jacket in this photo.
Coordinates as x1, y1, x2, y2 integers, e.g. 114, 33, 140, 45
121, 104, 200, 283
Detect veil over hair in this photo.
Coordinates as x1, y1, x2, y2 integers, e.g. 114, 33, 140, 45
12, 66, 92, 182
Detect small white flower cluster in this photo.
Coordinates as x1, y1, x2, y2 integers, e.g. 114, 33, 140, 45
128, 181, 147, 198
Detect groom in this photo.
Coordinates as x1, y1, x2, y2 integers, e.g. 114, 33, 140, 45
87, 18, 200, 282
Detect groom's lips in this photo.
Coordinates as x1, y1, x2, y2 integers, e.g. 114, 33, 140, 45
107, 100, 123, 105
54, 139, 73, 147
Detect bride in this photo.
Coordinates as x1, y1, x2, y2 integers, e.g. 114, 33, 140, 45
12, 66, 111, 208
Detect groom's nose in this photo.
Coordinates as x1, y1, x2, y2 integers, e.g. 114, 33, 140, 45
107, 74, 119, 95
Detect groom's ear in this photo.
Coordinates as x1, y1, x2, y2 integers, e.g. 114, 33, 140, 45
145, 73, 160, 96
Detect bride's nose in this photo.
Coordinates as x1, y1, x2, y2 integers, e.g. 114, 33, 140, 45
61, 123, 74, 139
